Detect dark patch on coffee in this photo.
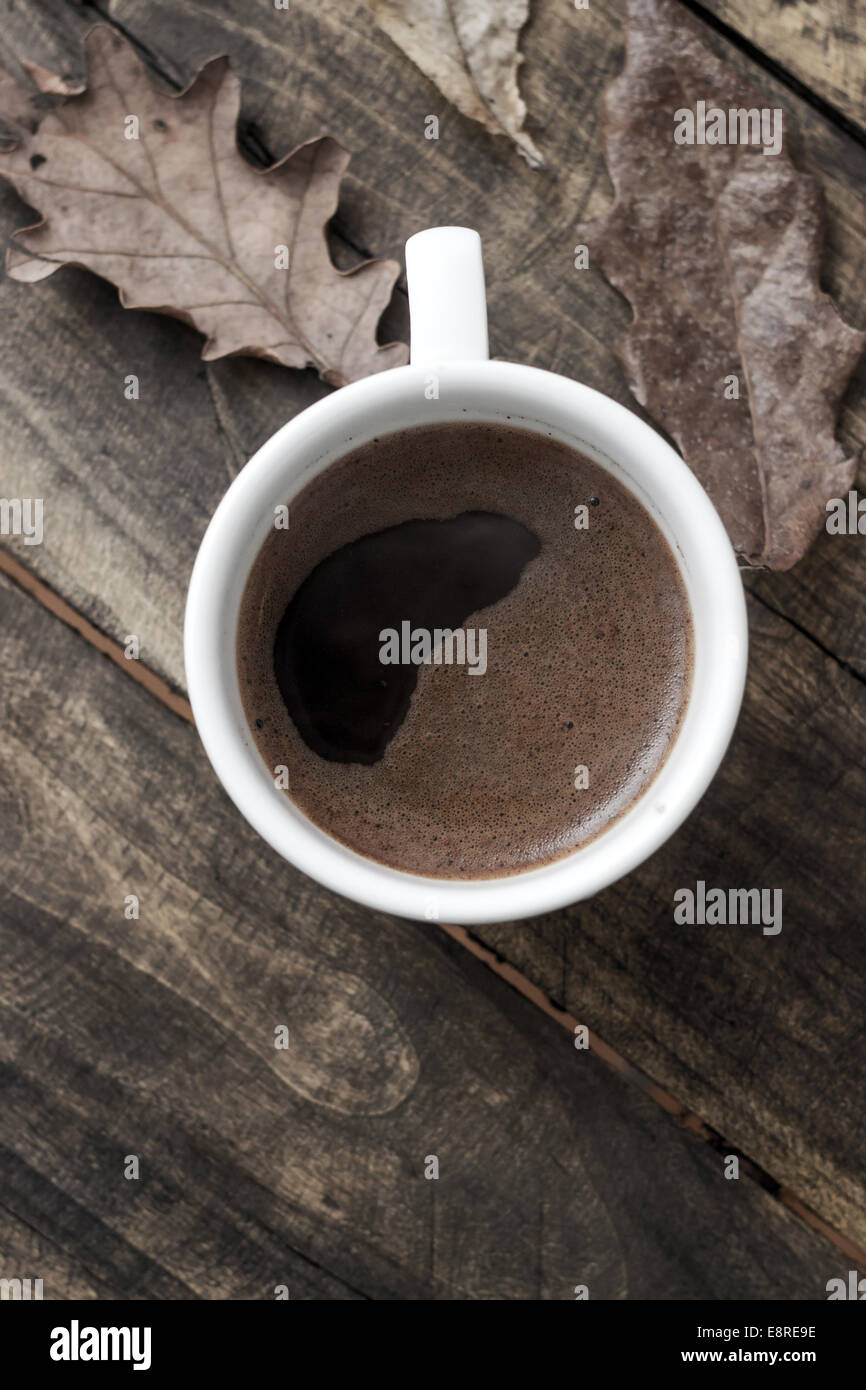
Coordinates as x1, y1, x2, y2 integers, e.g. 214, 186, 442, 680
274, 512, 539, 763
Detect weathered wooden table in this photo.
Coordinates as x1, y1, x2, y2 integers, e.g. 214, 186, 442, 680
1, 0, 864, 1299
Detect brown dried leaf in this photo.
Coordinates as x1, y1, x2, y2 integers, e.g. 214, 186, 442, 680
0, 28, 407, 387
580, 0, 864, 570
366, 0, 543, 168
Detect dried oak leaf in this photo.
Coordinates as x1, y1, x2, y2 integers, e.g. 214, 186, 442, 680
366, 0, 543, 168
580, 0, 864, 570
0, 27, 407, 387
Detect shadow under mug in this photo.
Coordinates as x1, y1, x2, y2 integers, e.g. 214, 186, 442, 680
185, 227, 747, 924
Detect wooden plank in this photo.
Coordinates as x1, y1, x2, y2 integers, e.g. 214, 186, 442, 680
0, 571, 839, 1299
702, 0, 866, 139
0, 0, 865, 1249
0, 0, 863, 672
0, 1204, 108, 1301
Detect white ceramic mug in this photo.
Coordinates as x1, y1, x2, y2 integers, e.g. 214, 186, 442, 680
185, 227, 747, 924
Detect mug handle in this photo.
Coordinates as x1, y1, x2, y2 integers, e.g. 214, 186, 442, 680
405, 227, 490, 366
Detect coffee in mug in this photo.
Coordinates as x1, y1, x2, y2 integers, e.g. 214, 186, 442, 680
237, 420, 693, 878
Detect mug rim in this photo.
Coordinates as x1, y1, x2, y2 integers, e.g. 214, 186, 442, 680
184, 359, 748, 923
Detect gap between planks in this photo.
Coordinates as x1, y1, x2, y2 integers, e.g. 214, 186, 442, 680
2, 542, 864, 1269
681, 0, 866, 150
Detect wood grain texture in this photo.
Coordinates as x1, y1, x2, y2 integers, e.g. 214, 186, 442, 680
1, 571, 840, 1299
476, 593, 866, 1244
704, 0, 866, 138
0, 0, 87, 87
0, 0, 865, 1275
1, 0, 864, 668
0, 1206, 108, 1300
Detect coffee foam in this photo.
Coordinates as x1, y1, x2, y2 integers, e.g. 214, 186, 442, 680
237, 422, 694, 877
